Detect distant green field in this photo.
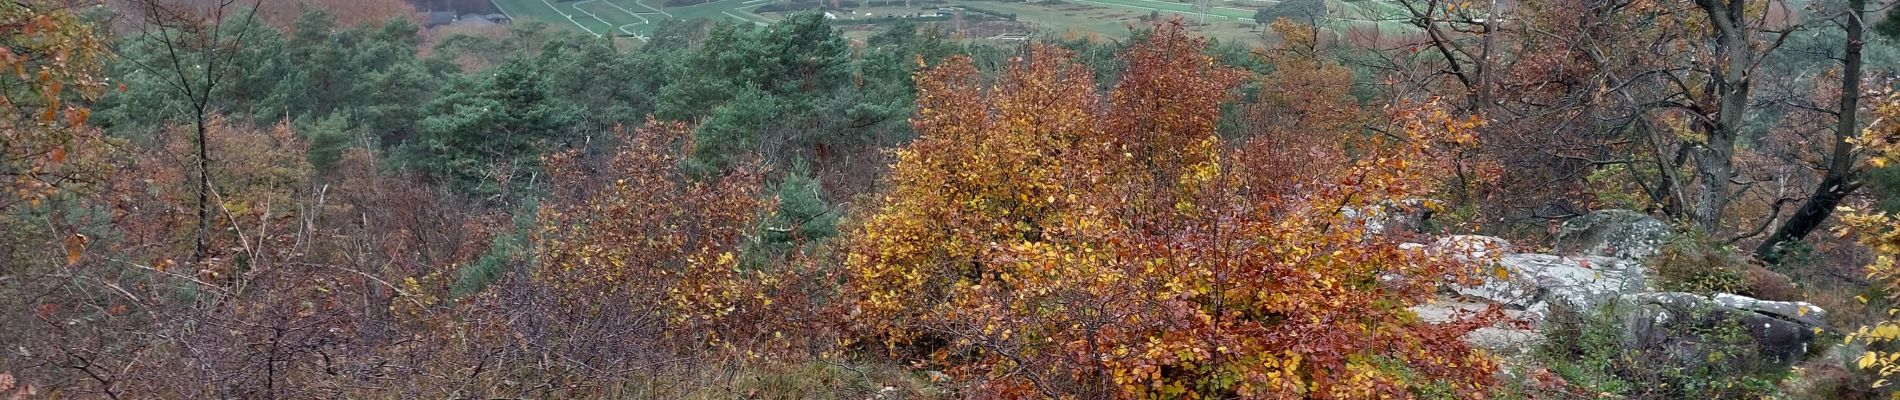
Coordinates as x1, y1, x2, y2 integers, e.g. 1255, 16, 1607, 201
491, 0, 773, 38
577, 1, 649, 30
493, 0, 594, 33
1065, 0, 1255, 21
637, 0, 775, 25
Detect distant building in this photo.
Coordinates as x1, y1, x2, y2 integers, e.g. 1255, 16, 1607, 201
438, 13, 510, 28
450, 17, 498, 28
424, 11, 456, 28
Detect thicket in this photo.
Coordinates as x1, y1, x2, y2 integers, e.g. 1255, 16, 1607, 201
4, 0, 1900, 397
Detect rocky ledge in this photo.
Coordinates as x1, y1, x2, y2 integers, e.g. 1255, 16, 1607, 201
1409, 210, 1830, 364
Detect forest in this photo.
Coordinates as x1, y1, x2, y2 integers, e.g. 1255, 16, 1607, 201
3, 0, 1900, 398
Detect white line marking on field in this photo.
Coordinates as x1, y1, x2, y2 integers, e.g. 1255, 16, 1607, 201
632, 0, 678, 17
598, 0, 655, 24
537, 0, 609, 36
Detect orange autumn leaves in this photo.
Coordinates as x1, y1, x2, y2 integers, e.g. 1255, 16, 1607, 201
532, 20, 1498, 398
845, 21, 1495, 398
1, 1, 111, 207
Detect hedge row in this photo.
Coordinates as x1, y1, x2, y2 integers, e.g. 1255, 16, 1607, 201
958, 5, 1016, 20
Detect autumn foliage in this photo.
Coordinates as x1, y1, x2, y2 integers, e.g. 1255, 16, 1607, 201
845, 21, 1497, 398
30, 0, 1868, 394
0, 0, 110, 208
1236, 19, 1362, 202
104, 117, 310, 272
1836, 94, 1900, 383
536, 120, 771, 345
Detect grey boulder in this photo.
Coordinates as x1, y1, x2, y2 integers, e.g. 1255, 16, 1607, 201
1555, 209, 1672, 261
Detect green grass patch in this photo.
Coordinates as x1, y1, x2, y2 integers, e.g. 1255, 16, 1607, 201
555, 1, 620, 33
493, 0, 596, 34
495, 0, 599, 34
664, 0, 778, 25
578, 0, 652, 28
1066, 0, 1255, 20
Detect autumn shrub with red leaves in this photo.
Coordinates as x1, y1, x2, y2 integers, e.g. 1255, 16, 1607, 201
529, 119, 861, 380
844, 21, 1499, 398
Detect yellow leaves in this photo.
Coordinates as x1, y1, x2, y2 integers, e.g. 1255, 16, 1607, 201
1852, 94, 1900, 170
1875, 324, 1900, 341
1844, 189, 1900, 390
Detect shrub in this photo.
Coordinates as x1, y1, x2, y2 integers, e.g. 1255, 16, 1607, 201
1651, 232, 1802, 301
535, 120, 777, 351
1745, 264, 1802, 301
957, 5, 1015, 20
452, 231, 518, 296
1533, 302, 1792, 399
844, 23, 1497, 398
1779, 356, 1888, 400
694, 360, 940, 399
1651, 234, 1751, 295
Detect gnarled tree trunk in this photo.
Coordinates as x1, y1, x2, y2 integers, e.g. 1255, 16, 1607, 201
1755, 0, 1867, 263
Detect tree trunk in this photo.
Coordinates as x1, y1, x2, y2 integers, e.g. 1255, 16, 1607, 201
1690, 126, 1736, 232
1476, 0, 1496, 115
195, 112, 210, 261
1755, 0, 1865, 263
1689, 0, 1753, 233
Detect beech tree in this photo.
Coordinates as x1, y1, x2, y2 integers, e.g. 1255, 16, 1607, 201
846, 22, 1498, 398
